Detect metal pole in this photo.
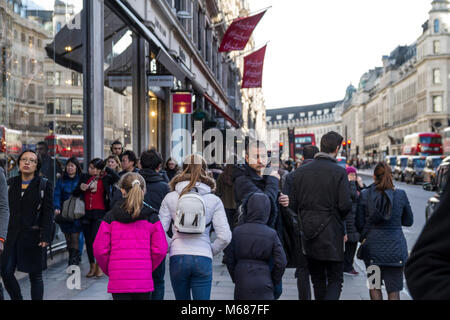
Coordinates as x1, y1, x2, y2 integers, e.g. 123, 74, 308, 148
83, 0, 104, 168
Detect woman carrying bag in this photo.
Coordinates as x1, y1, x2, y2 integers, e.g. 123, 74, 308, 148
1, 150, 54, 300
54, 157, 83, 266
73, 158, 119, 278
355, 162, 413, 300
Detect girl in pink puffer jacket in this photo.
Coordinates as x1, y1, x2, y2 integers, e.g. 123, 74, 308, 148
93, 172, 168, 300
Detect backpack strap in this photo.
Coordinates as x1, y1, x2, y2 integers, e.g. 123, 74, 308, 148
34, 177, 48, 227
143, 201, 158, 213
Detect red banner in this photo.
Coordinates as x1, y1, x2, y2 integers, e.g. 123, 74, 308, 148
219, 10, 267, 52
172, 92, 192, 114
242, 45, 267, 88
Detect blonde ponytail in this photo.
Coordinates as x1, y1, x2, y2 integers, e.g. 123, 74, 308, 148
118, 172, 146, 218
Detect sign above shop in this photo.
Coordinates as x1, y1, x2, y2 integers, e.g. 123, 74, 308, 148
108, 76, 132, 88
172, 91, 192, 114
148, 75, 174, 87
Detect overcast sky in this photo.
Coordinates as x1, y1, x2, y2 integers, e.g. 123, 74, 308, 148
247, 0, 432, 109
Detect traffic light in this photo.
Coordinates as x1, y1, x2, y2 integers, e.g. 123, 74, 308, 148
342, 141, 347, 151
347, 140, 352, 149
279, 142, 284, 154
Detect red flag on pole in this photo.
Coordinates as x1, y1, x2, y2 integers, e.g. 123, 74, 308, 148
242, 45, 267, 88
219, 10, 267, 52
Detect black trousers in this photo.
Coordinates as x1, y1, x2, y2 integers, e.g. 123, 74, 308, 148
81, 212, 104, 264
343, 241, 358, 272
112, 292, 151, 300
307, 258, 344, 300
295, 252, 312, 300
0, 242, 44, 300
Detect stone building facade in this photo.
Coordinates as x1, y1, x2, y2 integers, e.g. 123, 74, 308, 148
342, 0, 450, 160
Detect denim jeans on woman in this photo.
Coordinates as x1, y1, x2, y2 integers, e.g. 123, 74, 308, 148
0, 242, 43, 300
169, 255, 212, 300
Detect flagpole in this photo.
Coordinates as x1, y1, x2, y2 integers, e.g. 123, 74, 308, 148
229, 41, 270, 59
212, 6, 272, 28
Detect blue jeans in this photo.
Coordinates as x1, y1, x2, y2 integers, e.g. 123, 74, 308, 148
170, 255, 212, 300
151, 258, 165, 300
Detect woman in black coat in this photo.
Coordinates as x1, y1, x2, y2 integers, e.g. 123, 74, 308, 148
1, 150, 54, 300
226, 193, 287, 300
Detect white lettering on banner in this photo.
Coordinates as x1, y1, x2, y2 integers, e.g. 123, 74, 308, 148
246, 60, 264, 68
234, 20, 259, 31
244, 70, 263, 77
227, 30, 251, 42
243, 79, 262, 87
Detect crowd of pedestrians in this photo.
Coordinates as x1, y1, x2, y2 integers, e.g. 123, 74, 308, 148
0, 130, 432, 301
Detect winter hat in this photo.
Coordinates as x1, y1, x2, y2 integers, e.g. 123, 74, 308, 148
346, 166, 357, 175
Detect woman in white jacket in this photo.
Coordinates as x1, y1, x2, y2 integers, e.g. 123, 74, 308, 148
159, 154, 231, 300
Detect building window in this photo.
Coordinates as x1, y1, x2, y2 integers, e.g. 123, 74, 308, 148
434, 40, 441, 54
288, 113, 294, 120
266, 116, 271, 121
324, 109, 329, 114
433, 69, 441, 84
28, 36, 34, 47
28, 84, 35, 101
433, 95, 443, 112
47, 72, 54, 86
56, 22, 62, 33
317, 110, 322, 115
276, 115, 282, 120
300, 112, 305, 117
53, 72, 61, 86
72, 72, 82, 86
21, 57, 26, 76
434, 19, 440, 33
47, 98, 62, 115
71, 99, 83, 115
308, 111, 314, 117
13, 30, 17, 39
21, 32, 25, 42
37, 39, 42, 48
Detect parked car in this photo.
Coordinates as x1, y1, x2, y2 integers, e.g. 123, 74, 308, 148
424, 156, 450, 220
393, 156, 409, 181
336, 156, 347, 169
423, 155, 445, 184
385, 155, 397, 172
404, 156, 426, 185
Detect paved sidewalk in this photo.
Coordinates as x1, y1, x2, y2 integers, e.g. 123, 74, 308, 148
4, 248, 411, 300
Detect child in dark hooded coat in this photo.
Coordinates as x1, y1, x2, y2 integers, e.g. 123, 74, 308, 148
226, 193, 287, 300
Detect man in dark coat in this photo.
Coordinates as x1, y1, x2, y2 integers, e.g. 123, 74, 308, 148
138, 149, 170, 300
232, 140, 289, 299
0, 167, 10, 300
36, 141, 62, 187
289, 131, 352, 300
226, 193, 287, 300
283, 145, 319, 300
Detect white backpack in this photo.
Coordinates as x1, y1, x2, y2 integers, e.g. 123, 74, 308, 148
174, 187, 211, 234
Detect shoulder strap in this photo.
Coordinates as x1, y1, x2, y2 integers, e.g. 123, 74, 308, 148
35, 177, 48, 225
143, 201, 158, 213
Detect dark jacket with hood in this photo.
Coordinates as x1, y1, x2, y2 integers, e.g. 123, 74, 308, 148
139, 168, 170, 211
355, 184, 413, 267
405, 171, 450, 299
289, 152, 352, 262
2, 174, 54, 273
226, 193, 287, 300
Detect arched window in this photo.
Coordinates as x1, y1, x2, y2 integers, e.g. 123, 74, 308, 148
434, 19, 440, 33
56, 22, 62, 33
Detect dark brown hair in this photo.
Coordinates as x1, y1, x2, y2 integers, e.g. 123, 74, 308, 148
374, 162, 394, 191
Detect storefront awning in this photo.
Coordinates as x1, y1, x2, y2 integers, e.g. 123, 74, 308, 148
46, 0, 190, 84
204, 93, 239, 129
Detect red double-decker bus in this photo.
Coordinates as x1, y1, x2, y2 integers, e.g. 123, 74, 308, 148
45, 134, 84, 159
0, 126, 23, 159
402, 132, 443, 156
294, 133, 316, 161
